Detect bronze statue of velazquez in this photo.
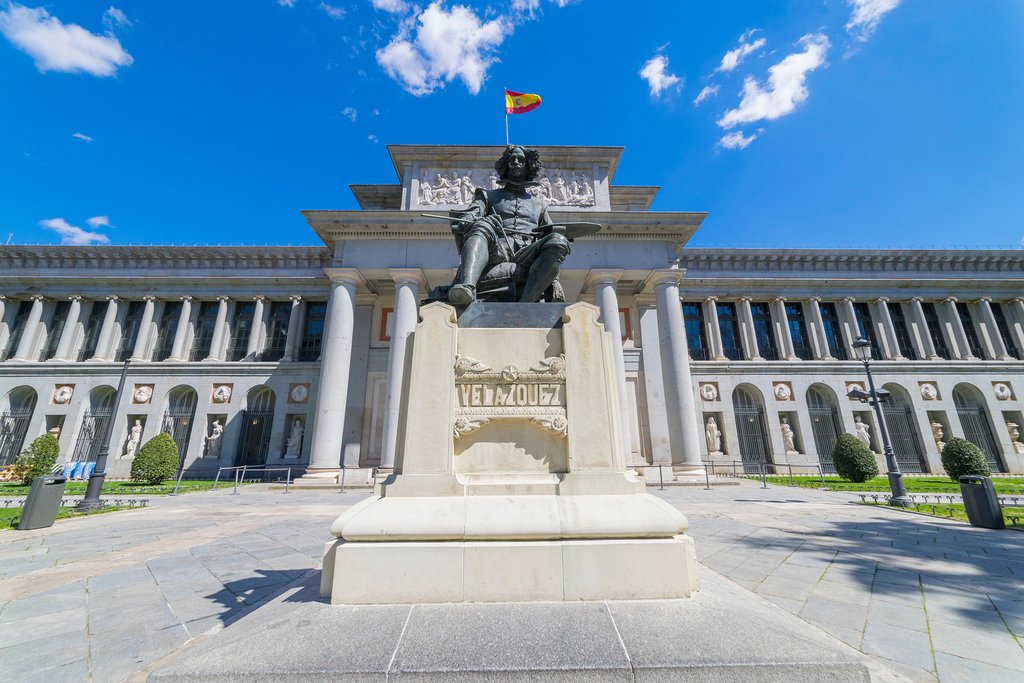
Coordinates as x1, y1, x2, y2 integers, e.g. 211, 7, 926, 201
426, 145, 599, 305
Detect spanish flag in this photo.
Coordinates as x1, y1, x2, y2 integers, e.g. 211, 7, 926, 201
505, 89, 541, 115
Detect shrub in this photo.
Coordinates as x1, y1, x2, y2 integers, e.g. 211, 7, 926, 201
130, 433, 179, 485
832, 433, 879, 483
941, 437, 990, 482
12, 433, 61, 485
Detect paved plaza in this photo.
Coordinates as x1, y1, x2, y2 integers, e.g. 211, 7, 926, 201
0, 481, 1022, 682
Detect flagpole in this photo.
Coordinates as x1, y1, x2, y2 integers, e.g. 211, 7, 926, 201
504, 86, 509, 145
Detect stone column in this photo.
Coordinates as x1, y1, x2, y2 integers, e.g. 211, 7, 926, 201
941, 297, 974, 359
90, 296, 121, 361
52, 296, 83, 361
806, 297, 833, 360
589, 270, 634, 463
380, 270, 426, 470
736, 297, 762, 360
1006, 298, 1024, 358
870, 297, 903, 359
770, 297, 796, 360
0, 296, 9, 354
651, 270, 702, 474
168, 296, 193, 361
245, 296, 267, 360
305, 270, 362, 478
973, 297, 1010, 360
837, 297, 859, 358
205, 296, 231, 361
907, 297, 939, 360
703, 296, 725, 360
129, 296, 157, 361
12, 296, 45, 361
282, 296, 304, 361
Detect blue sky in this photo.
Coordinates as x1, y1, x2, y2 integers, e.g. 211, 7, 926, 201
2, 0, 1023, 249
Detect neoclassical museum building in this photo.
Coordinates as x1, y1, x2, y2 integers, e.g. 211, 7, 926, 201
2, 144, 1023, 480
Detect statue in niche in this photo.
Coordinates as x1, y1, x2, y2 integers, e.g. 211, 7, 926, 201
205, 419, 224, 458
1005, 421, 1024, 454
426, 146, 600, 305
780, 416, 798, 454
930, 421, 946, 453
854, 415, 873, 451
286, 417, 305, 457
705, 416, 722, 455
122, 419, 142, 459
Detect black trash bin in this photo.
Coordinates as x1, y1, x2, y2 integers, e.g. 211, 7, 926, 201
17, 475, 67, 531
959, 475, 1004, 529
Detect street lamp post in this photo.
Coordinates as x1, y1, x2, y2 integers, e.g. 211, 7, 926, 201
849, 337, 913, 507
76, 360, 131, 513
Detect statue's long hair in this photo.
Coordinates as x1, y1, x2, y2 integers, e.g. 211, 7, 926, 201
494, 145, 542, 182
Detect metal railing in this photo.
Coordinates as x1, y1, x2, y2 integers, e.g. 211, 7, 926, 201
204, 465, 294, 495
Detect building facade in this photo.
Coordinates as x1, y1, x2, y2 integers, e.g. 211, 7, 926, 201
2, 145, 1023, 479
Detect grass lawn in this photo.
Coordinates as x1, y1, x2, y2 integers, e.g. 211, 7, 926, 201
753, 475, 1024, 495
861, 500, 1024, 529
1, 505, 129, 530
0, 479, 250, 497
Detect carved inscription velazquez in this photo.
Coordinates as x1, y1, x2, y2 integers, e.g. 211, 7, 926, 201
453, 355, 568, 438
458, 382, 564, 408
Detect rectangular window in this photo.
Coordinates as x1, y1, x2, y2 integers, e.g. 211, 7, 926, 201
78, 303, 106, 361
852, 302, 881, 359
682, 302, 709, 360
115, 301, 146, 362
1, 301, 33, 361
716, 302, 745, 360
887, 302, 918, 360
228, 302, 255, 361
991, 303, 1021, 360
39, 301, 71, 361
956, 302, 986, 359
920, 302, 951, 360
297, 302, 327, 361
261, 302, 292, 361
785, 303, 812, 360
750, 302, 779, 360
154, 301, 182, 361
819, 303, 847, 360
190, 301, 220, 361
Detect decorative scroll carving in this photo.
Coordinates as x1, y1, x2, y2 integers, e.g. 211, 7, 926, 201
529, 355, 566, 376
531, 414, 568, 437
454, 355, 491, 376
418, 168, 596, 207
453, 415, 490, 439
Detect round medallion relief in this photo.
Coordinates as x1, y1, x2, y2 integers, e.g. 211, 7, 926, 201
289, 384, 309, 403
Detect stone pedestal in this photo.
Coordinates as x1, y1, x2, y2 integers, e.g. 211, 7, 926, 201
321, 302, 698, 604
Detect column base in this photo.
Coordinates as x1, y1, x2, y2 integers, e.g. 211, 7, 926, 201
297, 468, 340, 481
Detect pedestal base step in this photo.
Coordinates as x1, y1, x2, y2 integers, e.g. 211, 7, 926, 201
149, 568, 874, 682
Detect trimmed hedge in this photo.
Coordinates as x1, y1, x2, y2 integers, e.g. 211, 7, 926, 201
13, 433, 60, 485
832, 433, 879, 483
130, 433, 179, 485
941, 437, 991, 482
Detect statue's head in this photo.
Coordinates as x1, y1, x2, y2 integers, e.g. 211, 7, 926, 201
495, 145, 542, 183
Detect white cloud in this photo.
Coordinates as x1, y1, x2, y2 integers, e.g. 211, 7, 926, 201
639, 54, 682, 98
276, 0, 297, 7
319, 2, 345, 19
716, 34, 766, 73
377, 2, 507, 95
341, 106, 357, 122
717, 33, 830, 129
372, 0, 408, 13
0, 3, 133, 76
719, 130, 757, 150
103, 6, 131, 28
368, 134, 378, 143
693, 84, 718, 106
40, 218, 111, 245
846, 0, 901, 42
86, 215, 111, 228
72, 132, 93, 142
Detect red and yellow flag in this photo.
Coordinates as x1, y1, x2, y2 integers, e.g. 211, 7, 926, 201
505, 89, 541, 115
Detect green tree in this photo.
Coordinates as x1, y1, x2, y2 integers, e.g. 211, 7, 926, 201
12, 433, 61, 485
130, 433, 179, 485
832, 433, 880, 483
941, 437, 991, 482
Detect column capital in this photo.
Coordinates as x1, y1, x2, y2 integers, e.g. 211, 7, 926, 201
771, 296, 786, 305
909, 296, 925, 304
704, 295, 719, 304
584, 269, 625, 291
288, 295, 302, 303
104, 295, 120, 302
976, 296, 992, 304
737, 296, 753, 304
943, 296, 959, 304
1013, 297, 1024, 306
840, 296, 856, 304
387, 268, 429, 290
873, 296, 890, 304
253, 295, 267, 303
142, 295, 157, 302
216, 295, 231, 302
642, 268, 686, 293
30, 295, 47, 302
179, 295, 194, 303
807, 296, 822, 303
67, 295, 83, 302
324, 267, 369, 290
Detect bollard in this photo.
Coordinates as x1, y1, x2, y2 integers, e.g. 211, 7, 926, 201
658, 465, 665, 491
760, 463, 768, 489
339, 466, 346, 493
284, 467, 292, 494
704, 463, 711, 490
170, 468, 186, 496
212, 468, 222, 491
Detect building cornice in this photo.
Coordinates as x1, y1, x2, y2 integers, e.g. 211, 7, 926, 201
0, 245, 331, 271
678, 249, 1024, 274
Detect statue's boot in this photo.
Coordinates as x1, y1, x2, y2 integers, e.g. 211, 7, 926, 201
519, 253, 562, 303
449, 237, 488, 305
